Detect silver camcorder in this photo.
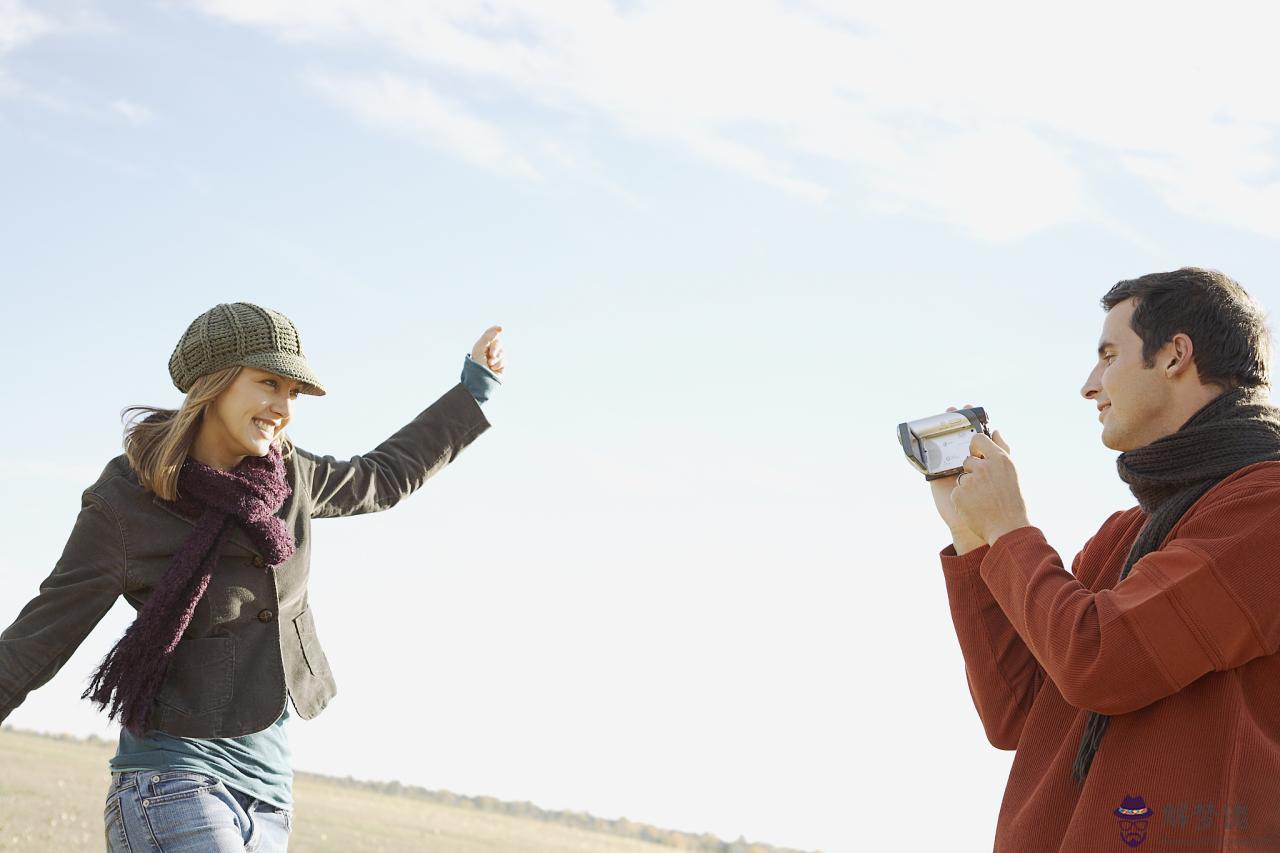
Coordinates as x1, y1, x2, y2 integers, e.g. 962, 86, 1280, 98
897, 407, 990, 480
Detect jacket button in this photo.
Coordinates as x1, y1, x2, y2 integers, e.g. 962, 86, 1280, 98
252, 555, 266, 568
257, 609, 274, 623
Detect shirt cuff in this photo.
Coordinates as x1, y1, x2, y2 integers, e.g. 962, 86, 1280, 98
940, 540, 990, 577
461, 354, 502, 405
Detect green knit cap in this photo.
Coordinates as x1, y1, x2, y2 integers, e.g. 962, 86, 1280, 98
168, 302, 326, 396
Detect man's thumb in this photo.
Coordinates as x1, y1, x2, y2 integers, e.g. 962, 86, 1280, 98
992, 429, 1010, 453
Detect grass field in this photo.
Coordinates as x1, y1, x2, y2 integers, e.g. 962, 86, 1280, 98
0, 727, 765, 852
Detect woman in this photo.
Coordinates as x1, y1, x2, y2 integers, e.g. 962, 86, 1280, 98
0, 302, 505, 851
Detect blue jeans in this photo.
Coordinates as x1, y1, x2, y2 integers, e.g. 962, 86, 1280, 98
104, 769, 292, 852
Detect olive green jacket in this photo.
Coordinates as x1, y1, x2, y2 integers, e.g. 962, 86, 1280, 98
0, 383, 489, 738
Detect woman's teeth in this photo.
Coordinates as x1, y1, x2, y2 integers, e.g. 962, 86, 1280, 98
253, 418, 275, 437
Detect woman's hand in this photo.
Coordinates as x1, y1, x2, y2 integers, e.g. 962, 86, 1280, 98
471, 326, 505, 375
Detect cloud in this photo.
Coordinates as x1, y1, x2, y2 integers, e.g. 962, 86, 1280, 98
0, 3, 125, 113
192, 0, 1280, 241
305, 70, 538, 178
0, 0, 51, 101
110, 98, 152, 125
0, 0, 50, 54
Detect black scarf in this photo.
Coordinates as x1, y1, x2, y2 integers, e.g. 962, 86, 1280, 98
1071, 384, 1280, 783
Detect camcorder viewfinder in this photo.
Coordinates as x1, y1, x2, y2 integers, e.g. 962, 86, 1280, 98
897, 407, 990, 480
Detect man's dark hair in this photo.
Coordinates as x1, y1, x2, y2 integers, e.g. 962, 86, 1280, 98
1101, 267, 1273, 391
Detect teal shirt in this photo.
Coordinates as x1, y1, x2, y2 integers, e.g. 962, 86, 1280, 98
110, 702, 294, 809
107, 356, 499, 809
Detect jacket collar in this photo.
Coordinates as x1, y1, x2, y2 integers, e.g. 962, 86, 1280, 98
150, 496, 262, 559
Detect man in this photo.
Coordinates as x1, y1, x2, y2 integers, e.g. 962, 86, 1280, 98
931, 268, 1280, 851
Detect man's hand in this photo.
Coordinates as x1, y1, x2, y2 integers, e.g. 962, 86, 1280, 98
471, 325, 505, 375
929, 405, 986, 553
952, 427, 1030, 545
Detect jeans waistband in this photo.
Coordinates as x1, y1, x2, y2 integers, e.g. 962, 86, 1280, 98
108, 770, 290, 814
108, 771, 139, 793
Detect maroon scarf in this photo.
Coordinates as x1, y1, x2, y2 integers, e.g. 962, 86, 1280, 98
83, 441, 296, 735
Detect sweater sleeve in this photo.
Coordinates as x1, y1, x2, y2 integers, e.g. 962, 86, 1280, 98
0, 491, 126, 722
942, 541, 1052, 750
980, 483, 1280, 716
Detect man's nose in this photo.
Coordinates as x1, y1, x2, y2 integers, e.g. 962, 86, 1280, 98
1081, 367, 1101, 400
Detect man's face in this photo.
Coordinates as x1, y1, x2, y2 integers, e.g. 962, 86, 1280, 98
1080, 298, 1175, 452
1117, 818, 1149, 847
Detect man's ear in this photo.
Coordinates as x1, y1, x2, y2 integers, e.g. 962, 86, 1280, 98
1166, 334, 1194, 376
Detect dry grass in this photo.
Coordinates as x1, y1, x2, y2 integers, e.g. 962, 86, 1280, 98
0, 727, 691, 852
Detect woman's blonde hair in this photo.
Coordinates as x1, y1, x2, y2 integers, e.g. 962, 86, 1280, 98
122, 365, 295, 500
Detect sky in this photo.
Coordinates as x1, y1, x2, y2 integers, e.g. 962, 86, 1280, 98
2, 2, 1280, 851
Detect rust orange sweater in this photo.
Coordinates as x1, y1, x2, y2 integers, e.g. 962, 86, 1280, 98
940, 460, 1280, 852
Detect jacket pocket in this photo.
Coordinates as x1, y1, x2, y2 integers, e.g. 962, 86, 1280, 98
293, 607, 332, 678
155, 636, 234, 715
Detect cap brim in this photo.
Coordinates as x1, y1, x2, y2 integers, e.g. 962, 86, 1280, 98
238, 352, 327, 396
